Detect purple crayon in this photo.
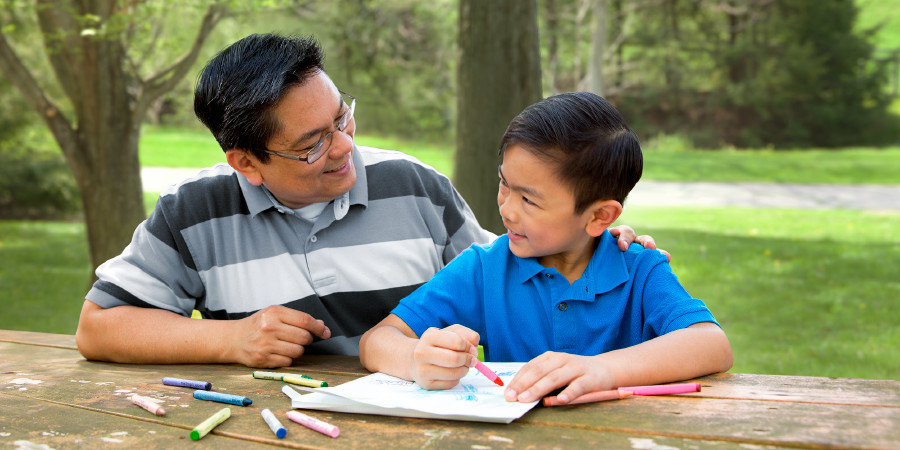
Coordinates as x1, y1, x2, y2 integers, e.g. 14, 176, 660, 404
162, 377, 212, 390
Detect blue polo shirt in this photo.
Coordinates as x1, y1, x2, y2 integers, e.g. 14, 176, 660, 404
392, 230, 718, 362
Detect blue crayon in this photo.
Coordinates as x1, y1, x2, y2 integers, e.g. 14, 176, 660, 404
193, 390, 252, 406
163, 377, 212, 390
261, 408, 286, 439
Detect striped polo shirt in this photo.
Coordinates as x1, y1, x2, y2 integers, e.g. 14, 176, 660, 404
86, 146, 495, 355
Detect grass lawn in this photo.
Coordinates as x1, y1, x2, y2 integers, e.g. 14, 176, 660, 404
139, 126, 900, 184
4, 127, 899, 380
614, 207, 900, 380
5, 206, 898, 379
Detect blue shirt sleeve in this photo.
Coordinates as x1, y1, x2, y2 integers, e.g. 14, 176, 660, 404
631, 249, 719, 341
391, 244, 487, 337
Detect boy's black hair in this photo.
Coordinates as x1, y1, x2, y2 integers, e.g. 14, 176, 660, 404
499, 92, 643, 212
194, 33, 325, 163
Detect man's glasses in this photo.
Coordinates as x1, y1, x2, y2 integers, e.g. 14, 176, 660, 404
262, 91, 356, 165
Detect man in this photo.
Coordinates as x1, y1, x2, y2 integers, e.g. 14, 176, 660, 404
76, 33, 656, 368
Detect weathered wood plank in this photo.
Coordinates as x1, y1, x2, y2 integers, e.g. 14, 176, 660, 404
3, 331, 898, 449
524, 394, 900, 449
694, 372, 900, 407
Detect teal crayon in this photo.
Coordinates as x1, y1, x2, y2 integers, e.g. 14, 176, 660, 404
193, 390, 252, 406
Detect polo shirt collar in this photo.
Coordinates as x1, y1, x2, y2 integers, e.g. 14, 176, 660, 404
514, 230, 629, 296
237, 144, 369, 218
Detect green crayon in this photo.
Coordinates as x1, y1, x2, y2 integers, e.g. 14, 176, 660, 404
190, 407, 231, 441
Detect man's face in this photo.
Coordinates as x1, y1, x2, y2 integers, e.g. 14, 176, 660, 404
248, 71, 357, 209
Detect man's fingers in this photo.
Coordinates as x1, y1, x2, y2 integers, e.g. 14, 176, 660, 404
635, 235, 657, 249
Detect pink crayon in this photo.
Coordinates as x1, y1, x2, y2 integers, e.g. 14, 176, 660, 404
474, 361, 503, 386
543, 389, 632, 406
130, 394, 166, 416
618, 382, 701, 396
286, 410, 340, 438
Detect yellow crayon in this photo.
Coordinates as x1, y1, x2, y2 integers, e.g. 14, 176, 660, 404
282, 374, 328, 388
190, 407, 231, 440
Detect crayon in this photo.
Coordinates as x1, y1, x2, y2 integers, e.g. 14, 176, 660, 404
252, 371, 314, 381
543, 389, 632, 406
282, 374, 328, 388
190, 407, 230, 440
162, 376, 212, 390
286, 410, 340, 438
252, 371, 287, 381
474, 361, 504, 387
193, 390, 253, 406
130, 394, 166, 416
618, 382, 701, 396
261, 408, 287, 439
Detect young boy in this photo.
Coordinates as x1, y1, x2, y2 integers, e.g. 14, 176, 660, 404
359, 92, 732, 405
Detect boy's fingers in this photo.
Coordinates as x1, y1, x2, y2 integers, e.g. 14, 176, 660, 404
505, 357, 556, 401
443, 324, 481, 350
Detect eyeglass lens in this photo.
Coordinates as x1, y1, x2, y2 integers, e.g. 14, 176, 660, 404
306, 96, 356, 164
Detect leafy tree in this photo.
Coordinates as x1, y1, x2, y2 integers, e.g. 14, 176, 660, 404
0, 0, 228, 279
607, 0, 898, 148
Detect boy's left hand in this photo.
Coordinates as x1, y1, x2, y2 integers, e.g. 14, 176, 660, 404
504, 351, 613, 404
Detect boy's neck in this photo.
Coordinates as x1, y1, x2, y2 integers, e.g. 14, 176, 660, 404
537, 236, 600, 284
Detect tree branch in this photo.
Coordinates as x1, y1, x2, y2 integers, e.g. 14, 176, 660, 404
141, 3, 228, 104
0, 32, 76, 155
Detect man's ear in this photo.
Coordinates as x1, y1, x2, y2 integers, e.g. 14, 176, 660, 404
585, 200, 623, 237
226, 150, 264, 186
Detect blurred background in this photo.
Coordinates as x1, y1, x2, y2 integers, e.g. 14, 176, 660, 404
1, 0, 898, 380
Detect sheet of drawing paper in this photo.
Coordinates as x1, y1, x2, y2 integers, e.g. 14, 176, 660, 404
287, 362, 537, 423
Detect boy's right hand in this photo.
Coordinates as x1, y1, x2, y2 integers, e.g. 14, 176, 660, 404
411, 325, 480, 390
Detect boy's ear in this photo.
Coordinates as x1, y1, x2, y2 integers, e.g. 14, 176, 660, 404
585, 200, 623, 237
226, 149, 264, 186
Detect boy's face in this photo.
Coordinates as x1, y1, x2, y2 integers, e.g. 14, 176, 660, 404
497, 144, 597, 268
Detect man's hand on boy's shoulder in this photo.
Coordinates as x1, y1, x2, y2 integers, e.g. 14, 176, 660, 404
609, 225, 671, 262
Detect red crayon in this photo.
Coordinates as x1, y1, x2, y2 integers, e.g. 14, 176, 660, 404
474, 361, 503, 386
618, 382, 701, 396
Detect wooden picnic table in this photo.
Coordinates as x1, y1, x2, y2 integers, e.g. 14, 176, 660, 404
1, 329, 898, 449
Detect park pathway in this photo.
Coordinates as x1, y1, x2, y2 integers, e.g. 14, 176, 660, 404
141, 167, 900, 210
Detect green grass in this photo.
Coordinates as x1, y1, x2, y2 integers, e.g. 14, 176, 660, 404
6, 125, 900, 380
0, 221, 91, 334
139, 127, 900, 185
614, 207, 900, 380
5, 206, 898, 379
139, 126, 455, 177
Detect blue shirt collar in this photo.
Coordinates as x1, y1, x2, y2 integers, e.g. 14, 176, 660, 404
514, 229, 629, 296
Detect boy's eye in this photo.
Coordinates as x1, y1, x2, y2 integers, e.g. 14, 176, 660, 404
522, 196, 535, 206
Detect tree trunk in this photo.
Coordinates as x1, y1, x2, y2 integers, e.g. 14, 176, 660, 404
589, 0, 607, 95
456, 0, 542, 235
35, 2, 146, 281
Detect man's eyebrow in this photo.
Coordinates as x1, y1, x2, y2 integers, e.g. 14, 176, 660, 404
282, 94, 345, 150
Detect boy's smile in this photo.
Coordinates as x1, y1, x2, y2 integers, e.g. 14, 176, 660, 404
497, 145, 600, 279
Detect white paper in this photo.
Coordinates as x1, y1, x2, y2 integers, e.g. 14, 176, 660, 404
284, 362, 538, 424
